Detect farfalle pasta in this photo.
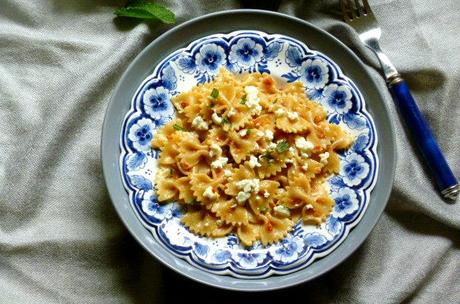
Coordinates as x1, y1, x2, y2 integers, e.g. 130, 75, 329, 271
151, 68, 354, 246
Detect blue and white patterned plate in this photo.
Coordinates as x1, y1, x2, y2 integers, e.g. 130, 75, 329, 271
120, 31, 378, 278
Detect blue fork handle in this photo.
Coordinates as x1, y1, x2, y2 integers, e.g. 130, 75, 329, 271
389, 79, 458, 199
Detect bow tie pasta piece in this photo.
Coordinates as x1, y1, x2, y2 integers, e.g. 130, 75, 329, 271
259, 213, 294, 246
228, 130, 261, 164
176, 142, 208, 171
176, 176, 194, 204
181, 208, 233, 237
210, 199, 252, 226
155, 168, 180, 202
190, 173, 224, 205
237, 223, 261, 247
172, 91, 205, 122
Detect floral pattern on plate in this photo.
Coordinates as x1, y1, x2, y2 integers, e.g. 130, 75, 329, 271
120, 31, 378, 278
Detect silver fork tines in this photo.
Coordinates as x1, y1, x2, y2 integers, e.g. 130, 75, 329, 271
342, 0, 371, 20
340, 0, 400, 83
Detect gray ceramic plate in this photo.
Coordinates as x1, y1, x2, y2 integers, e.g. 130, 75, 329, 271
101, 9, 395, 291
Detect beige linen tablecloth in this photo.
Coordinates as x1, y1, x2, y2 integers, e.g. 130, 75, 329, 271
0, 0, 459, 303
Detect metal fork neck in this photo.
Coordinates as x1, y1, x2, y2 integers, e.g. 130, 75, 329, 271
366, 39, 401, 84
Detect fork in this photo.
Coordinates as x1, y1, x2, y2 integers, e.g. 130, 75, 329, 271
340, 0, 458, 200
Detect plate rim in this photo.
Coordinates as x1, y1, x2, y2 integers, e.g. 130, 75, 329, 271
101, 9, 396, 291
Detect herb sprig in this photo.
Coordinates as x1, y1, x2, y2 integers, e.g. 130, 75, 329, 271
173, 124, 187, 131
210, 88, 219, 99
115, 0, 176, 24
275, 140, 290, 153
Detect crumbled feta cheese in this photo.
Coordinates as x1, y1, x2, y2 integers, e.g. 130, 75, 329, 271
248, 155, 262, 168
275, 108, 286, 117
209, 143, 222, 158
192, 115, 209, 130
289, 146, 297, 154
203, 186, 218, 200
287, 111, 299, 121
244, 86, 262, 114
236, 191, 251, 204
301, 152, 310, 158
295, 136, 315, 152
236, 178, 260, 193
319, 152, 330, 164
256, 130, 264, 137
264, 130, 274, 141
223, 169, 232, 177
263, 191, 270, 198
286, 159, 294, 164
211, 157, 228, 169
239, 129, 248, 137
256, 195, 262, 200
305, 204, 314, 210
274, 205, 291, 217
277, 188, 286, 194
245, 86, 259, 100
227, 107, 237, 117
302, 163, 309, 171
212, 112, 223, 124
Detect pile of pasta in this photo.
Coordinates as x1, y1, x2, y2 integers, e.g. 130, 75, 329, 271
151, 69, 353, 246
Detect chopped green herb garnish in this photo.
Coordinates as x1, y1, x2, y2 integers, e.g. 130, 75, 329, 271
209, 101, 215, 108
221, 116, 232, 131
273, 98, 278, 104
173, 124, 187, 131
169, 168, 175, 176
246, 129, 251, 135
210, 88, 219, 99
275, 140, 290, 153
259, 206, 269, 213
239, 94, 247, 105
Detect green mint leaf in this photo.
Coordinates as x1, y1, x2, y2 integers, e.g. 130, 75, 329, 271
210, 88, 219, 99
173, 124, 187, 131
115, 7, 155, 19
115, 1, 176, 24
276, 140, 290, 153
